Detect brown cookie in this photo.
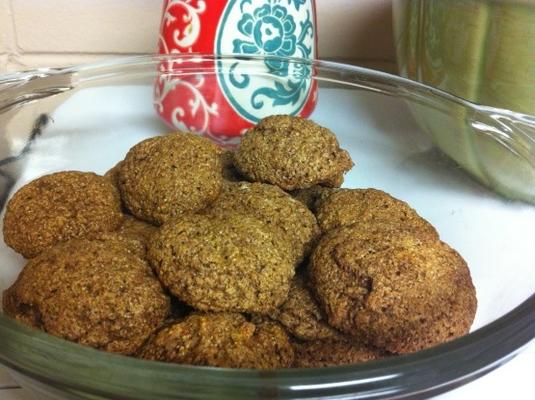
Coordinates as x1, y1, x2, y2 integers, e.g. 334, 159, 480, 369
203, 182, 319, 265
272, 275, 340, 341
3, 171, 123, 258
148, 213, 294, 314
116, 214, 157, 241
2, 239, 170, 355
235, 115, 353, 190
294, 338, 386, 368
309, 227, 477, 354
94, 215, 157, 259
220, 150, 243, 182
104, 161, 123, 189
291, 186, 341, 214
138, 313, 294, 369
316, 188, 438, 238
118, 133, 223, 224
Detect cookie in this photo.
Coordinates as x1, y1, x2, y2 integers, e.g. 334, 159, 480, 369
148, 213, 294, 314
2, 239, 170, 355
119, 133, 223, 224
3, 171, 123, 258
309, 227, 477, 354
235, 115, 353, 190
139, 313, 294, 369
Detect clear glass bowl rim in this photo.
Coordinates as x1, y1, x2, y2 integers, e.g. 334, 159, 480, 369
0, 54, 533, 399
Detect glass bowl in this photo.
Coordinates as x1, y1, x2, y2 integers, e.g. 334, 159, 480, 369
0, 55, 533, 400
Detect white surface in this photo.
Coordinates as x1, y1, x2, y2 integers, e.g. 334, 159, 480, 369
0, 85, 533, 398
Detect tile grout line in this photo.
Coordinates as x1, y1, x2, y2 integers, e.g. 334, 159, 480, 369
5, 0, 21, 70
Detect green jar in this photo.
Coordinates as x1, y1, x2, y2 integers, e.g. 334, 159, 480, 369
393, 0, 535, 203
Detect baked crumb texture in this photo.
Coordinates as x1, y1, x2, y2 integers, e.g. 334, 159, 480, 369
3, 239, 170, 355
3, 171, 123, 258
118, 132, 223, 225
148, 213, 294, 314
139, 313, 294, 369
310, 227, 476, 354
235, 115, 353, 190
2, 116, 477, 369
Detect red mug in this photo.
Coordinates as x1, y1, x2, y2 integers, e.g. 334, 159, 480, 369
155, 0, 318, 144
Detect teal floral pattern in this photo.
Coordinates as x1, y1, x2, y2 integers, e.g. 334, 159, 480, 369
216, 0, 315, 121
233, 4, 297, 76
289, 0, 307, 11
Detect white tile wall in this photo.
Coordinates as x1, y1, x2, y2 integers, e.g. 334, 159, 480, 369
0, 1, 396, 75
10, 0, 160, 53
7, 53, 121, 72
0, 0, 12, 54
0, 54, 8, 71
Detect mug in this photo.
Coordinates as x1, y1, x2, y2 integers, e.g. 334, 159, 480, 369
155, 0, 318, 144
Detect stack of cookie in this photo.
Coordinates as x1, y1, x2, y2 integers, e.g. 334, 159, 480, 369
2, 115, 477, 369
